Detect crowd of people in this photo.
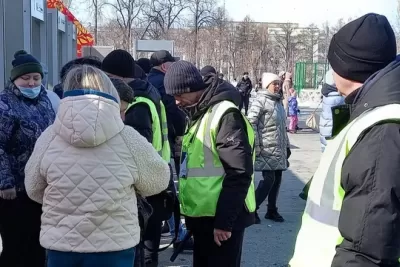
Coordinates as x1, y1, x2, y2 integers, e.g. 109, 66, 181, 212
0, 11, 399, 267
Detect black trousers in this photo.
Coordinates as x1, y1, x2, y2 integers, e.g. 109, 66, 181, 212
255, 170, 283, 210
143, 211, 162, 264
192, 224, 244, 267
0, 192, 45, 267
239, 95, 250, 115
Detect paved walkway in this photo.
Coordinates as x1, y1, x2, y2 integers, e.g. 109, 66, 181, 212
158, 108, 322, 267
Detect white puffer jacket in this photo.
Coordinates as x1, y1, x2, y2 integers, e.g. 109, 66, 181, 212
24, 92, 170, 253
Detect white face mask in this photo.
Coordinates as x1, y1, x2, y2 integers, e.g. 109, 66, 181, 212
17, 86, 41, 99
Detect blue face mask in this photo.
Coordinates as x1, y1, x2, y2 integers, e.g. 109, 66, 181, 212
17, 86, 41, 99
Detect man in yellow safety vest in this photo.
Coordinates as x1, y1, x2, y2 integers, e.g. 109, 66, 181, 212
164, 60, 256, 267
290, 13, 400, 267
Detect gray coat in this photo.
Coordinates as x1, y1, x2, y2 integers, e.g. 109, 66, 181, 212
247, 90, 290, 171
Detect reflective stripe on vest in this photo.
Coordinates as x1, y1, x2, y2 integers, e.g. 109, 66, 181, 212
290, 104, 400, 267
180, 100, 256, 217
126, 97, 171, 162
159, 102, 171, 161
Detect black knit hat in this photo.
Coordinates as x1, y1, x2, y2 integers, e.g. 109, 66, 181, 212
60, 56, 102, 82
164, 61, 206, 95
110, 77, 134, 103
136, 58, 152, 74
328, 13, 396, 83
10, 50, 43, 82
102, 49, 135, 78
200, 65, 216, 76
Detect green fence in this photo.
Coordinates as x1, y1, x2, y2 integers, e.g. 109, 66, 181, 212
294, 62, 329, 93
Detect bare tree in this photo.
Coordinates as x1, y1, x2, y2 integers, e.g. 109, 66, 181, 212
106, 0, 145, 52
211, 6, 229, 72
273, 23, 298, 71
95, 19, 125, 48
297, 24, 320, 62
226, 22, 239, 79
72, 0, 106, 43
318, 21, 332, 63
90, 0, 107, 43
187, 0, 216, 66
142, 0, 188, 39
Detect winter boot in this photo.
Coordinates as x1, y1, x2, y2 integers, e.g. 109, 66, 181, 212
254, 212, 261, 224
265, 209, 284, 222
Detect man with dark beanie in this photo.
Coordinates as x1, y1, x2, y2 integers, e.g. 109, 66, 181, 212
290, 13, 400, 267
148, 51, 186, 160
102, 49, 161, 142
200, 65, 216, 77
164, 60, 255, 267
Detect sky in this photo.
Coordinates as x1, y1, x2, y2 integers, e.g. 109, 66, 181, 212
71, 0, 398, 28
226, 0, 398, 27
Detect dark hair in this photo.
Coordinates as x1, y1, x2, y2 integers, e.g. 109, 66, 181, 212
109, 77, 134, 103
136, 58, 152, 74
243, 72, 249, 75
60, 56, 102, 82
134, 64, 147, 80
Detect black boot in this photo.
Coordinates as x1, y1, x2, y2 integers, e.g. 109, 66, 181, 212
254, 212, 261, 224
265, 209, 284, 222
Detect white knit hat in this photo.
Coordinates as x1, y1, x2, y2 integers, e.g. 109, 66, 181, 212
262, 73, 280, 89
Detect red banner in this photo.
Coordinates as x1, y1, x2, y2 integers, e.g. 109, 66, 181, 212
47, 0, 94, 57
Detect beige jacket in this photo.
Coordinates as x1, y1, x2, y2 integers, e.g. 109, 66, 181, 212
24, 93, 170, 253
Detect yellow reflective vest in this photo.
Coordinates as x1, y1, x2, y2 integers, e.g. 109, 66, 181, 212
290, 104, 400, 267
126, 97, 171, 162
179, 100, 256, 217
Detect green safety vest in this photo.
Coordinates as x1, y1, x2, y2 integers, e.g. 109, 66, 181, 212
289, 104, 400, 267
126, 97, 171, 162
179, 100, 256, 217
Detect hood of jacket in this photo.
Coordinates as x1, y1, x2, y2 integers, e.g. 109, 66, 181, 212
350, 59, 400, 120
53, 91, 125, 148
128, 79, 161, 107
257, 89, 282, 102
189, 73, 242, 121
321, 83, 339, 97
147, 68, 166, 95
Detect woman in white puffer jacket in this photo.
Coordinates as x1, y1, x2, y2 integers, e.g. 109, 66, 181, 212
24, 65, 170, 267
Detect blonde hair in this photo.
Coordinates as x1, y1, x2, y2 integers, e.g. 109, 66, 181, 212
63, 65, 121, 104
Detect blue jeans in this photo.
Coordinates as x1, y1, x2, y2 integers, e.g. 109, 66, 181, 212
167, 214, 187, 241
47, 247, 135, 267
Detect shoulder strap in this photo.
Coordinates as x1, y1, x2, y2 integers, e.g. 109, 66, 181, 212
142, 195, 180, 253
311, 99, 323, 115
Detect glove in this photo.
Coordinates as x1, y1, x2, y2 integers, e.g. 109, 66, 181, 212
287, 148, 291, 159
0, 187, 17, 200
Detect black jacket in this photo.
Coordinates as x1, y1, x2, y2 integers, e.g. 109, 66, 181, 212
148, 68, 186, 152
125, 79, 161, 143
185, 74, 255, 232
331, 59, 400, 267
236, 78, 253, 96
